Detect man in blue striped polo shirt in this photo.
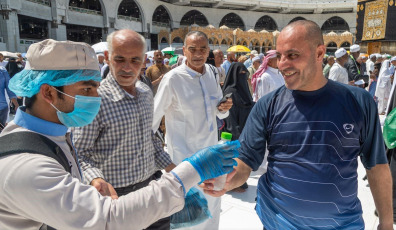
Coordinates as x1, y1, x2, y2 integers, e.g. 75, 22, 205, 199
206, 20, 393, 230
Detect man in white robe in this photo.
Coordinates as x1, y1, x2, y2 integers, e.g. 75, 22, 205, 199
376, 60, 393, 114
329, 48, 349, 85
153, 31, 233, 230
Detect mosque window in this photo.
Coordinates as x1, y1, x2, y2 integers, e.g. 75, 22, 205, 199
118, 0, 141, 21
69, 0, 102, 14
180, 10, 209, 27
66, 24, 102, 45
321, 16, 349, 33
18, 15, 48, 40
220, 13, 245, 30
152, 5, 171, 27
254, 16, 277, 32
289, 17, 306, 24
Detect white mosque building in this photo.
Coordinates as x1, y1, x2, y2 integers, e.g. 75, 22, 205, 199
0, 0, 356, 52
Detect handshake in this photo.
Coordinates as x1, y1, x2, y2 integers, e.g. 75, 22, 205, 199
184, 140, 240, 183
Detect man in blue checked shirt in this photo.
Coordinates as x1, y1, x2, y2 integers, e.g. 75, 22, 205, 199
72, 29, 177, 230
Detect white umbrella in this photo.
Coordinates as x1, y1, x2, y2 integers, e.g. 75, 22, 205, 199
0, 51, 18, 58
92, 42, 108, 53
161, 47, 175, 53
145, 50, 155, 58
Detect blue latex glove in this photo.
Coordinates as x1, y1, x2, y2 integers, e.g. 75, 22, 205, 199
184, 140, 240, 183
170, 187, 211, 229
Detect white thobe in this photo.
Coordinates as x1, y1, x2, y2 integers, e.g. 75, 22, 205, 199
153, 62, 228, 230
376, 74, 392, 114
366, 59, 374, 74
254, 66, 284, 101
329, 62, 349, 85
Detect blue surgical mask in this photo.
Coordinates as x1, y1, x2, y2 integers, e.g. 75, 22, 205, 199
50, 87, 101, 127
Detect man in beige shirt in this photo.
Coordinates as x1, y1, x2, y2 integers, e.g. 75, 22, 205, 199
213, 49, 226, 86
247, 56, 261, 95
146, 50, 171, 95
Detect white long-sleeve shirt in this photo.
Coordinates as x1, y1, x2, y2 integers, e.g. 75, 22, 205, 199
0, 109, 200, 230
153, 63, 228, 164
254, 66, 284, 101
366, 59, 374, 74
153, 62, 227, 230
329, 62, 349, 84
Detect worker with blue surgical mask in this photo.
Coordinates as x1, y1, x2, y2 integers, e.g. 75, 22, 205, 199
0, 39, 240, 230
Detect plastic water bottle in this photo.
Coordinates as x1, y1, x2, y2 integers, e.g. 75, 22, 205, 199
213, 132, 233, 191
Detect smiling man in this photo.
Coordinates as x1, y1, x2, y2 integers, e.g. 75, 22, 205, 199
153, 31, 233, 230
205, 20, 393, 230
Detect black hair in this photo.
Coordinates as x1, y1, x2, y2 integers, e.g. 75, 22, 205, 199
24, 86, 64, 109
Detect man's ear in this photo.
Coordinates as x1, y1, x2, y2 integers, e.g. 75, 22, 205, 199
317, 45, 326, 61
104, 50, 110, 62
39, 84, 56, 104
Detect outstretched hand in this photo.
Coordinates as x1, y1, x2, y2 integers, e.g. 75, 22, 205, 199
91, 178, 119, 200
184, 140, 240, 183
202, 169, 237, 197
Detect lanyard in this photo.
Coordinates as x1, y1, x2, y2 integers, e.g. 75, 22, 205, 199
350, 55, 360, 75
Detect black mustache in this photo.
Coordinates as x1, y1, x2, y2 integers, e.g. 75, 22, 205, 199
118, 72, 136, 76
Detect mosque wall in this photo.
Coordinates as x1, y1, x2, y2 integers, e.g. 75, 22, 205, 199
0, 0, 356, 52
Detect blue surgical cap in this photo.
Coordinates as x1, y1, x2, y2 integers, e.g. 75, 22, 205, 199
9, 69, 102, 98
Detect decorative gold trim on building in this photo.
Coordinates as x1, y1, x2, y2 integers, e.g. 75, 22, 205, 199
362, 0, 388, 41
389, 0, 394, 6
158, 26, 352, 53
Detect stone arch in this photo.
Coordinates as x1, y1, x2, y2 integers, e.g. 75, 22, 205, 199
221, 38, 232, 46
321, 16, 350, 33
262, 40, 272, 52
159, 36, 170, 50
250, 39, 260, 51
340, 41, 351, 50
209, 37, 219, 49
180, 10, 209, 27
160, 37, 169, 44
220, 13, 245, 30
172, 36, 183, 49
172, 37, 183, 43
152, 5, 172, 27
220, 38, 231, 52
289, 17, 306, 24
254, 15, 277, 32
326, 41, 338, 54
237, 38, 248, 46
117, 0, 143, 21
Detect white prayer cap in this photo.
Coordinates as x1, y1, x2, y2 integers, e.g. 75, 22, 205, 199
370, 54, 376, 59
391, 56, 396, 62
376, 53, 382, 58
96, 53, 104, 58
335, 48, 347, 58
164, 58, 169, 63
350, 44, 360, 53
252, 56, 261, 63
251, 50, 258, 55
355, 79, 365, 85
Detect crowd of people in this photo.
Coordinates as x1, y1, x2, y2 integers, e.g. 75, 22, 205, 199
0, 19, 394, 230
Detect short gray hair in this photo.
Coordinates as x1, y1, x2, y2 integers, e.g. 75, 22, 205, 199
106, 29, 147, 58
184, 31, 209, 46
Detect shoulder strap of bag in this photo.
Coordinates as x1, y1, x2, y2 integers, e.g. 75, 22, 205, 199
0, 132, 71, 173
